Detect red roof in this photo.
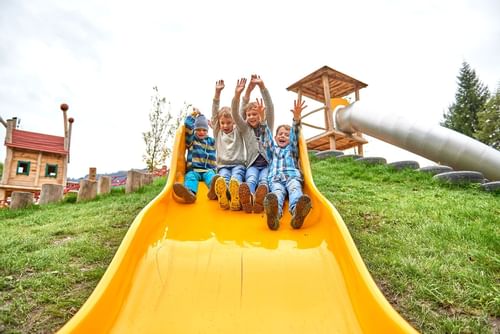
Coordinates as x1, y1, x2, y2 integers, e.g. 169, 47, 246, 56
6, 129, 67, 155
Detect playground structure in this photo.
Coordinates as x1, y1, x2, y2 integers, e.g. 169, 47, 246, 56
56, 66, 500, 333
286, 65, 368, 154
0, 104, 74, 205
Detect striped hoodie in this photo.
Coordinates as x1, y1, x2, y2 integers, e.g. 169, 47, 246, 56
185, 115, 217, 172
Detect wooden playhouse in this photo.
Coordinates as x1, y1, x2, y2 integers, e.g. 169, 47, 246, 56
287, 65, 368, 154
0, 104, 74, 204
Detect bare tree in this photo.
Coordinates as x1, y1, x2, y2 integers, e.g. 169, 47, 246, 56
143, 87, 190, 172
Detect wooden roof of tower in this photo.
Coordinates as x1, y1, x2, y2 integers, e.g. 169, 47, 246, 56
286, 65, 368, 101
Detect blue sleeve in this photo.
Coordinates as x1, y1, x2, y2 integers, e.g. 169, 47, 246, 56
290, 120, 300, 154
185, 115, 195, 147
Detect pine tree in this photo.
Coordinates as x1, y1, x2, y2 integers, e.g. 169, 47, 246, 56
441, 62, 490, 137
475, 85, 500, 150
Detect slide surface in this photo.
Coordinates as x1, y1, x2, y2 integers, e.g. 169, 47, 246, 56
57, 127, 418, 333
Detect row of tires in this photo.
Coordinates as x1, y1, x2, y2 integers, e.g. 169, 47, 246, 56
310, 150, 500, 192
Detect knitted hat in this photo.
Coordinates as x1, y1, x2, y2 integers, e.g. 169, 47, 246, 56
194, 114, 209, 130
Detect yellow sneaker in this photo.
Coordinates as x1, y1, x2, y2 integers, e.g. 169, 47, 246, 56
215, 177, 229, 210
229, 178, 241, 211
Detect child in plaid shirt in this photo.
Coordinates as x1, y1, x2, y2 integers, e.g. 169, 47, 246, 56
264, 97, 312, 230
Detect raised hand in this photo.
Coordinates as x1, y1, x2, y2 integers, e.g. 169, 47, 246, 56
215, 79, 225, 92
235, 77, 247, 96
291, 97, 307, 121
191, 107, 201, 117
255, 98, 266, 120
251, 74, 265, 88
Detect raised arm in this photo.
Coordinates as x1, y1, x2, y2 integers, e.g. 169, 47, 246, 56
240, 75, 257, 118
290, 97, 307, 152
232, 78, 248, 130
185, 109, 199, 147
211, 79, 224, 137
253, 75, 274, 130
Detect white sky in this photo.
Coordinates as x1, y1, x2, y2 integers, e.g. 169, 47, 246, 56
1, 0, 499, 178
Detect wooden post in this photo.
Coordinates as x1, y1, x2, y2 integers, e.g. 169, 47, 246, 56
10, 191, 34, 210
1, 147, 13, 184
88, 167, 97, 182
34, 152, 42, 187
322, 74, 336, 150
39, 184, 63, 205
126, 170, 143, 193
354, 88, 364, 156
77, 180, 97, 202
98, 176, 111, 194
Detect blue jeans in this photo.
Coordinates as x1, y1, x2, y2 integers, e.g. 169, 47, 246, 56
184, 169, 216, 194
218, 165, 246, 185
269, 177, 303, 218
245, 165, 268, 194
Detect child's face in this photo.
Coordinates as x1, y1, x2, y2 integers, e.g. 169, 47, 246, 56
219, 116, 234, 134
275, 127, 290, 148
246, 108, 261, 128
195, 128, 208, 139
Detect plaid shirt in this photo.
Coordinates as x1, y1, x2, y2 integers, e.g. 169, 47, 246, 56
267, 121, 302, 183
185, 115, 217, 172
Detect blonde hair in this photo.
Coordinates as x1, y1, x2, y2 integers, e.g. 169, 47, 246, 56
217, 106, 232, 120
275, 124, 291, 135
244, 102, 258, 113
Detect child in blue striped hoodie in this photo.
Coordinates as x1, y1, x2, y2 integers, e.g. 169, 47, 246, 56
173, 109, 218, 204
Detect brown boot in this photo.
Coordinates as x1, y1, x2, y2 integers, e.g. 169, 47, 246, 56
173, 183, 196, 204
253, 184, 268, 213
264, 193, 279, 230
207, 174, 220, 200
290, 195, 312, 229
238, 182, 253, 213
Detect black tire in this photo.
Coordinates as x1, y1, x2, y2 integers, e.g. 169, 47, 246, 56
481, 181, 500, 192
387, 160, 420, 171
315, 150, 344, 159
433, 171, 485, 184
418, 165, 453, 176
355, 157, 387, 165
337, 154, 362, 160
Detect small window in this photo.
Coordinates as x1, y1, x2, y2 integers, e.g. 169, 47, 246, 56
16, 161, 31, 175
45, 164, 58, 178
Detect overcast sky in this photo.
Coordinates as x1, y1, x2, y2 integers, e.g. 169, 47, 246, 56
1, 0, 499, 178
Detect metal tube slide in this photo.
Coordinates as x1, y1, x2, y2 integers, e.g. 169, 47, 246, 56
336, 100, 500, 181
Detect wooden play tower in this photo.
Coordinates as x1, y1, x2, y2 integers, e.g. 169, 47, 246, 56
287, 65, 368, 154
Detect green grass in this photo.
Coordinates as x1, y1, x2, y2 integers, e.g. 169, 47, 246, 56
0, 160, 499, 333
312, 156, 499, 333
0, 181, 164, 334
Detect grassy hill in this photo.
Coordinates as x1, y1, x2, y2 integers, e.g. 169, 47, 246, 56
0, 157, 498, 333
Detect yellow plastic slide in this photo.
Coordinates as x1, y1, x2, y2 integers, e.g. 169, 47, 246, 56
57, 127, 419, 333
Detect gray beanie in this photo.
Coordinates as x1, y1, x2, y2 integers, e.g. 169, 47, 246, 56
194, 114, 209, 130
